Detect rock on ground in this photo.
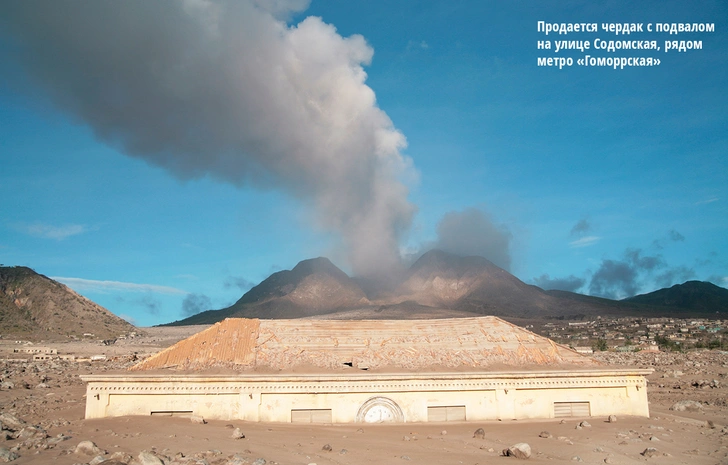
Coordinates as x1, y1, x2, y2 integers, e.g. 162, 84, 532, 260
75, 440, 103, 456
670, 400, 703, 411
0, 414, 25, 432
504, 443, 532, 459
138, 450, 165, 465
0, 448, 20, 463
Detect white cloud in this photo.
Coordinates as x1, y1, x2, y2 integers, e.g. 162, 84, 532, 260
52, 277, 187, 295
569, 235, 601, 248
18, 222, 87, 240
175, 273, 199, 280
695, 197, 719, 205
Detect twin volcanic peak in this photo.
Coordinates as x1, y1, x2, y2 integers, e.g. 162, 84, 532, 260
171, 250, 727, 326
171, 250, 591, 325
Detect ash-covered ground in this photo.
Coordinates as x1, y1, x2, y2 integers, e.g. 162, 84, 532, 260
0, 329, 726, 465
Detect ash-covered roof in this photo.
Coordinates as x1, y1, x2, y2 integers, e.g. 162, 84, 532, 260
131, 316, 597, 371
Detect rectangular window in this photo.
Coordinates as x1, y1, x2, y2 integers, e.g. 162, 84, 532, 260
427, 406, 466, 422
150, 411, 193, 417
291, 409, 333, 423
553, 402, 591, 418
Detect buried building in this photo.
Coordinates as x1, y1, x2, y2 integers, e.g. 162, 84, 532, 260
81, 317, 651, 423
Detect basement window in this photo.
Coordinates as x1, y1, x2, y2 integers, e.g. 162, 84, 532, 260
427, 406, 466, 422
291, 409, 333, 423
150, 411, 193, 417
553, 402, 591, 418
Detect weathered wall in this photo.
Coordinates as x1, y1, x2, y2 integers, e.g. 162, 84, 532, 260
82, 370, 650, 423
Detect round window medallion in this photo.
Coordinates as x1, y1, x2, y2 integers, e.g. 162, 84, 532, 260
355, 396, 404, 423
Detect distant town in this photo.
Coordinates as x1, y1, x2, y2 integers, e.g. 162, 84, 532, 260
529, 316, 726, 353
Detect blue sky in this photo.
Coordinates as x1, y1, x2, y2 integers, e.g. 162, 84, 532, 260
1, 1, 726, 326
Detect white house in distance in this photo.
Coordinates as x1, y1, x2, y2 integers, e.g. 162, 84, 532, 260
81, 316, 651, 423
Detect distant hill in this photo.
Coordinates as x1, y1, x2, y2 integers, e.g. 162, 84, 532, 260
624, 281, 728, 313
0, 266, 138, 341
167, 251, 727, 326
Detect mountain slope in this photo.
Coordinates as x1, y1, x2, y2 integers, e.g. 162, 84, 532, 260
169, 257, 370, 324
624, 281, 728, 312
0, 266, 138, 340
397, 250, 557, 317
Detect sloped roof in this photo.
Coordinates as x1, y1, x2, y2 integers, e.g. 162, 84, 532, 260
131, 316, 597, 371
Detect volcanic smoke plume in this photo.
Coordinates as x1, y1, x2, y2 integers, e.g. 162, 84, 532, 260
0, 0, 415, 276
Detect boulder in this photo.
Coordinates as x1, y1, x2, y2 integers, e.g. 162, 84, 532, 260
138, 450, 164, 465
0, 448, 19, 463
88, 455, 107, 465
0, 414, 25, 432
16, 425, 47, 441
670, 400, 703, 412
504, 443, 531, 459
75, 440, 103, 456
109, 451, 133, 463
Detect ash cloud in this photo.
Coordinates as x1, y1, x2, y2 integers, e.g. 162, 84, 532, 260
0, 0, 415, 276
182, 293, 212, 317
656, 266, 696, 288
588, 248, 696, 299
589, 248, 665, 299
533, 274, 585, 293
115, 295, 162, 316
568, 218, 599, 248
223, 276, 255, 292
707, 275, 728, 288
654, 229, 686, 249
589, 258, 643, 299
570, 218, 591, 236
668, 229, 685, 242
429, 208, 512, 271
